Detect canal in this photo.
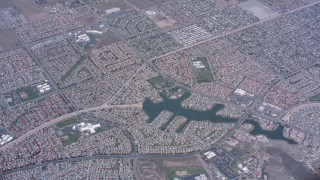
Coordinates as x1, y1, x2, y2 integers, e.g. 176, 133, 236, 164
143, 92, 237, 132
143, 92, 297, 144
244, 119, 297, 144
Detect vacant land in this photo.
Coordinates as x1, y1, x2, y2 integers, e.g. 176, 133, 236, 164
16, 2, 48, 21
0, 29, 22, 51
92, 0, 132, 12
14, 0, 74, 6
265, 148, 319, 180
138, 156, 206, 180
239, 0, 278, 19
76, 15, 99, 27
165, 166, 206, 180
127, 0, 170, 9
163, 157, 206, 180
0, 1, 14, 9
93, 30, 121, 49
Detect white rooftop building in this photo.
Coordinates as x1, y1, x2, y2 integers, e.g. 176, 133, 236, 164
195, 174, 208, 180
204, 151, 216, 159
105, 7, 121, 14
0, 134, 13, 145
73, 122, 101, 134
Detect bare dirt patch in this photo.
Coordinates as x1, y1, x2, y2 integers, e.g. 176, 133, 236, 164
0, 29, 22, 51
156, 17, 176, 29
94, 31, 120, 49
93, 0, 132, 12
163, 157, 202, 167
0, 1, 14, 9
14, 2, 48, 21
76, 14, 99, 27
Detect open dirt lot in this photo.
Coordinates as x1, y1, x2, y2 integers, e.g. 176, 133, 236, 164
163, 157, 203, 167
0, 29, 22, 51
76, 14, 99, 27
138, 156, 205, 180
0, 1, 14, 9
16, 4, 48, 21
94, 30, 121, 49
93, 0, 132, 12
127, 0, 170, 9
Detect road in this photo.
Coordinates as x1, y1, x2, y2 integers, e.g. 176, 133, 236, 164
281, 102, 320, 121
0, 103, 142, 152
147, 0, 320, 62
144, 0, 320, 110
104, 64, 146, 105
2, 0, 320, 176
252, 110, 318, 136
1, 152, 205, 175
146, 60, 236, 108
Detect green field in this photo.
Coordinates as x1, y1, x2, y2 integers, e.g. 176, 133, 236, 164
61, 131, 81, 146
82, 34, 100, 52
196, 57, 207, 62
148, 76, 171, 89
230, 160, 241, 172
87, 34, 99, 42
4, 86, 40, 106
55, 117, 81, 146
192, 57, 214, 83
197, 69, 214, 83
83, 44, 92, 52
55, 116, 105, 146
309, 93, 320, 102
56, 117, 79, 128
148, 76, 167, 84
16, 86, 39, 102
165, 166, 206, 180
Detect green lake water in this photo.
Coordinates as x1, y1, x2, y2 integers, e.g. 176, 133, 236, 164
143, 92, 237, 132
244, 119, 297, 144
142, 92, 297, 144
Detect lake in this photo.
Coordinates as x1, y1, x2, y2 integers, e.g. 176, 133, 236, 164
143, 92, 297, 144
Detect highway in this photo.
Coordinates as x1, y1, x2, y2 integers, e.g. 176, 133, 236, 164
1, 152, 206, 175
1, 0, 320, 177
0, 103, 142, 152
147, 0, 320, 62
